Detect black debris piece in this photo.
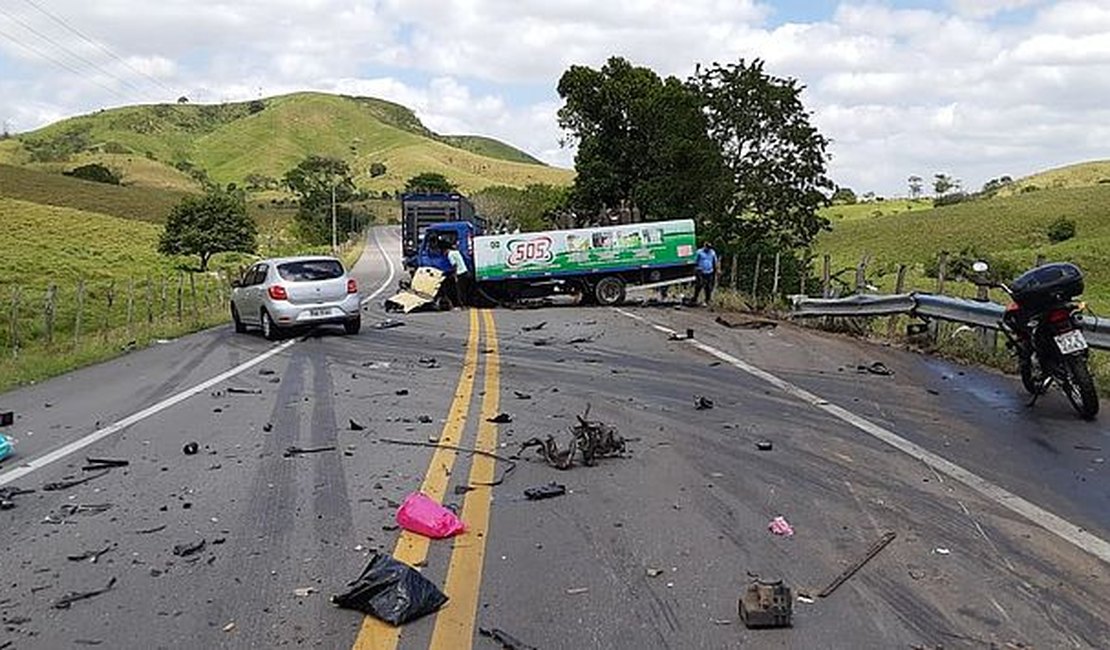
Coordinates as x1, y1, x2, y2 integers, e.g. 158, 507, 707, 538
523, 483, 566, 501
82, 457, 129, 472
756, 440, 773, 452
0, 486, 34, 511
172, 539, 206, 557
531, 338, 552, 347
487, 413, 513, 424
567, 335, 596, 345
284, 445, 337, 458
395, 389, 409, 396
417, 356, 440, 369
59, 504, 112, 517
262, 423, 273, 432
478, 627, 538, 650
0, 411, 14, 427
926, 388, 940, 396
375, 319, 405, 330
73, 640, 103, 646
53, 577, 117, 610
519, 405, 625, 470
226, 387, 262, 395
182, 442, 199, 456
417, 415, 433, 424
513, 391, 532, 400
259, 368, 276, 376
67, 544, 114, 563
668, 329, 695, 341
134, 524, 167, 535
715, 316, 777, 329
453, 485, 474, 495
378, 438, 517, 487
43, 471, 108, 492
694, 395, 714, 410
349, 419, 366, 431
521, 322, 547, 332
331, 552, 448, 625
857, 362, 894, 376
817, 531, 897, 598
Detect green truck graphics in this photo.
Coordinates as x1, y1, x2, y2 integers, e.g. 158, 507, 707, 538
474, 219, 696, 281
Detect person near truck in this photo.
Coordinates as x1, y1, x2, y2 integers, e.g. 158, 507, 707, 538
446, 241, 471, 307
691, 242, 719, 306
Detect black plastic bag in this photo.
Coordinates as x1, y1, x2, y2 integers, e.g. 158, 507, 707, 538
331, 552, 448, 625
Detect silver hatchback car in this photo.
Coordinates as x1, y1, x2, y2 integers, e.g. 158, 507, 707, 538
230, 256, 361, 339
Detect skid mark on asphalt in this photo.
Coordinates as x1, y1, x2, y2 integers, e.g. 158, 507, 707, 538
616, 308, 1110, 566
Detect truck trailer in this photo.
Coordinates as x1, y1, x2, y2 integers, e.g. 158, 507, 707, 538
414, 219, 697, 306
400, 193, 482, 264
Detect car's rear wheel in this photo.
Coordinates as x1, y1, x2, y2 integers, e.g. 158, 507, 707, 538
261, 309, 281, 341
231, 303, 247, 334
344, 316, 361, 335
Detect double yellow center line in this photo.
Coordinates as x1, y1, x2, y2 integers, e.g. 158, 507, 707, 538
353, 309, 501, 650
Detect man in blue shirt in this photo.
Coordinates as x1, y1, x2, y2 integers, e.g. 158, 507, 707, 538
691, 242, 719, 306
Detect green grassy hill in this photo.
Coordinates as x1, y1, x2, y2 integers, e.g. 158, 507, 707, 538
999, 160, 1110, 196
0, 163, 191, 222
5, 92, 572, 193
816, 185, 1110, 309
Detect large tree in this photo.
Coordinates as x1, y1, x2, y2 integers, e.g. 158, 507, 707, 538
557, 57, 725, 224
159, 189, 256, 270
690, 59, 833, 250
283, 155, 356, 245
471, 184, 570, 233
404, 172, 457, 194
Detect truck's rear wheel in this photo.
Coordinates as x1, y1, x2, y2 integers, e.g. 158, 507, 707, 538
594, 276, 626, 306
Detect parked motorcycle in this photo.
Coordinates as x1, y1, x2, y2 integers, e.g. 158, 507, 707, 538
974, 261, 1098, 419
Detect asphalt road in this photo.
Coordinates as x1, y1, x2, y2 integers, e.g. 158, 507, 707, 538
1, 226, 1107, 649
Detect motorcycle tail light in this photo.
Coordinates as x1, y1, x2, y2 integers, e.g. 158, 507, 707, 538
268, 285, 288, 301
1046, 308, 1070, 324
1005, 302, 1020, 312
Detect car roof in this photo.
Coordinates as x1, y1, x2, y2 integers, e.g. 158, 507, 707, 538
256, 255, 344, 266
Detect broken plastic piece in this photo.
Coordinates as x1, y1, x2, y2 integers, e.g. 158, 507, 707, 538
284, 445, 337, 457
349, 419, 366, 431
523, 482, 567, 500
375, 319, 406, 329
738, 579, 793, 628
755, 440, 773, 451
0, 433, 11, 461
768, 516, 794, 537
818, 532, 896, 598
182, 442, 199, 456
0, 411, 13, 427
487, 413, 512, 424
694, 395, 714, 410
53, 577, 117, 610
513, 391, 532, 400
857, 362, 894, 376
521, 322, 547, 332
331, 552, 448, 625
43, 472, 108, 491
172, 539, 206, 557
396, 492, 465, 539
478, 627, 537, 650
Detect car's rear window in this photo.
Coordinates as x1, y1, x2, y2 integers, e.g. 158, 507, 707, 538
277, 259, 345, 282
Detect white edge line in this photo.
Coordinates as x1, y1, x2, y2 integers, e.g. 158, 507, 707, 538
614, 308, 1110, 565
0, 228, 399, 488
361, 227, 396, 305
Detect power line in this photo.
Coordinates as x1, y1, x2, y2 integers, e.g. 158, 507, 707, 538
0, 4, 149, 100
0, 23, 134, 104
19, 0, 175, 95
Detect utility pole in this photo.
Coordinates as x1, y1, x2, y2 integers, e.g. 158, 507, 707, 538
331, 182, 337, 253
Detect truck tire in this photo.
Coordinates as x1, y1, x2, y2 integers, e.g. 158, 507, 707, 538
594, 276, 626, 306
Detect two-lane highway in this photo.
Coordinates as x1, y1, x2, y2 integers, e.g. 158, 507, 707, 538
1, 226, 1106, 649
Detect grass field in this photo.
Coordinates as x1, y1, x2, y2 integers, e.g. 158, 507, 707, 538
10, 92, 573, 194
821, 198, 933, 221
0, 164, 191, 223
998, 159, 1110, 196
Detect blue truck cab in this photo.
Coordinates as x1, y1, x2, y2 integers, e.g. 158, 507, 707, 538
415, 221, 479, 275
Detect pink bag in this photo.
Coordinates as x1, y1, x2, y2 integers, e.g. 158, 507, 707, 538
396, 492, 466, 539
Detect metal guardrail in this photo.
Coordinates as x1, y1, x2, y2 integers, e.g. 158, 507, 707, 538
790, 292, 1110, 351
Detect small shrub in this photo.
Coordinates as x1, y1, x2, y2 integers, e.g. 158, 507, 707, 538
1021, 185, 1039, 193
1046, 217, 1076, 243
248, 99, 266, 114
933, 192, 971, 208
63, 163, 121, 185
369, 162, 387, 178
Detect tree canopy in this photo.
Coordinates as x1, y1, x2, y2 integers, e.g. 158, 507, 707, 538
471, 184, 570, 233
404, 172, 457, 194
158, 189, 256, 270
284, 155, 357, 245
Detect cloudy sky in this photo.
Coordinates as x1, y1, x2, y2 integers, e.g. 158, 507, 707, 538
1, 0, 1108, 195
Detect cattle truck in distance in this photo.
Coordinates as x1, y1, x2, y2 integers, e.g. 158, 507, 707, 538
400, 192, 482, 267
414, 219, 697, 306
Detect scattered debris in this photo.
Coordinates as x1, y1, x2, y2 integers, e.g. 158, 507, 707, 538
331, 552, 448, 625
284, 445, 337, 458
385, 267, 446, 313
417, 356, 440, 369
375, 319, 406, 330
182, 442, 199, 456
715, 316, 777, 329
226, 387, 262, 395
293, 587, 316, 598
487, 413, 513, 424
768, 516, 794, 537
262, 423, 273, 432
531, 338, 552, 347
67, 544, 115, 563
513, 391, 532, 400
669, 328, 695, 341
53, 577, 117, 609
0, 410, 14, 427
857, 362, 894, 376
349, 419, 366, 431
1074, 444, 1102, 452
172, 539, 207, 557
453, 485, 474, 495
0, 432, 11, 461
43, 471, 108, 492
519, 405, 625, 470
933, 547, 951, 556
523, 483, 566, 501
417, 415, 433, 424
259, 368, 276, 376
0, 486, 34, 510
395, 389, 409, 396
478, 627, 537, 650
694, 395, 714, 410
566, 587, 589, 595
521, 322, 547, 332
134, 524, 167, 535
646, 568, 664, 577
222, 622, 236, 633
396, 492, 466, 539
818, 532, 897, 598
567, 335, 597, 345
739, 579, 793, 628
755, 440, 773, 452
379, 438, 517, 487
82, 457, 129, 471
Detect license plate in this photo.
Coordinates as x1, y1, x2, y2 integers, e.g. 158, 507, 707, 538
308, 308, 332, 318
1055, 330, 1088, 354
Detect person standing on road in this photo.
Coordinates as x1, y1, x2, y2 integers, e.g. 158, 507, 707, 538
446, 241, 471, 308
691, 241, 719, 306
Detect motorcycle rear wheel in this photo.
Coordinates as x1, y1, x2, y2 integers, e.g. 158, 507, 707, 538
1062, 356, 1099, 420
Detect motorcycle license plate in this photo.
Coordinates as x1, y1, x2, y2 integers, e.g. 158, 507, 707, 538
1055, 330, 1088, 354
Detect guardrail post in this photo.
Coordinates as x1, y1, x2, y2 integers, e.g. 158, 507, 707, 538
822, 254, 831, 298
730, 253, 738, 290
886, 265, 908, 338
771, 252, 781, 298
855, 254, 869, 294
751, 253, 762, 299
975, 284, 997, 354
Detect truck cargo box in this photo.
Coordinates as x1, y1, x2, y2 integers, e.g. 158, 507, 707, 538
474, 220, 696, 282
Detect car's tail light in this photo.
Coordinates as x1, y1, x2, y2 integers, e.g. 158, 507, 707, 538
347, 278, 358, 294
1047, 308, 1071, 325
268, 285, 288, 301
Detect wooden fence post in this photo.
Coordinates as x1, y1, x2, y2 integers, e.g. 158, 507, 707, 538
189, 273, 198, 322
176, 273, 184, 323
895, 265, 907, 294
161, 275, 168, 318
102, 281, 115, 343
822, 254, 831, 298
771, 252, 781, 298
126, 278, 135, 341
1034, 253, 1046, 267
730, 253, 739, 290
751, 253, 762, 298
8, 286, 20, 355
936, 252, 949, 295
44, 283, 57, 345
74, 279, 85, 348
146, 276, 154, 327
799, 256, 808, 296
855, 254, 870, 294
